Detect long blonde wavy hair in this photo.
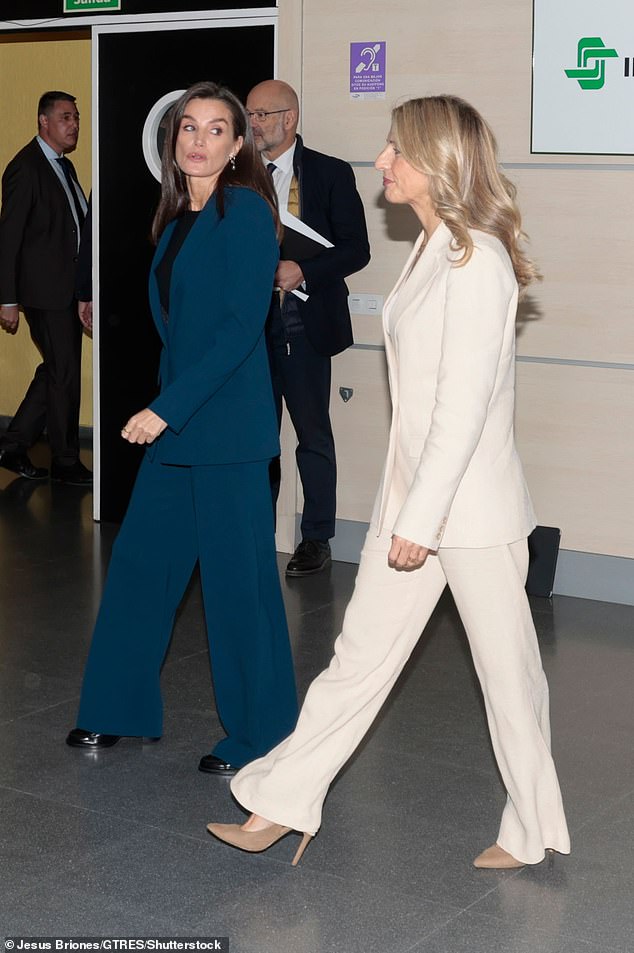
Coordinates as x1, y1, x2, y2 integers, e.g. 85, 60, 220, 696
391, 95, 539, 289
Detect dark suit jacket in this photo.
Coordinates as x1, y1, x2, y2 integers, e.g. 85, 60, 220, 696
147, 186, 280, 467
75, 196, 93, 302
0, 138, 80, 310
285, 135, 370, 357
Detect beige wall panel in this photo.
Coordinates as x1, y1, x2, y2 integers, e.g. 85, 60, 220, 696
351, 313, 383, 348
301, 0, 623, 166
301, 0, 535, 164
0, 33, 92, 427
347, 165, 634, 365
330, 355, 634, 556
331, 353, 634, 556
275, 0, 305, 552
277, 0, 303, 98
515, 362, 634, 558
347, 166, 418, 345
511, 168, 634, 364
330, 347, 391, 523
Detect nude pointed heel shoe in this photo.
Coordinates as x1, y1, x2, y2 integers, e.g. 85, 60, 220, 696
473, 843, 525, 869
207, 822, 313, 866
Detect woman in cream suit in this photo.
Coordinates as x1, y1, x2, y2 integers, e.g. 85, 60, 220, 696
207, 95, 571, 868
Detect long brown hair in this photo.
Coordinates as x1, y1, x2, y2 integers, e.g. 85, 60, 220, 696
391, 95, 539, 289
151, 81, 280, 243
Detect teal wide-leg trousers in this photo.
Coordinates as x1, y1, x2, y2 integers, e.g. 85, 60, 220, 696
76, 455, 298, 767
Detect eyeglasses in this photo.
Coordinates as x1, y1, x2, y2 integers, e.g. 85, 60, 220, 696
246, 108, 290, 122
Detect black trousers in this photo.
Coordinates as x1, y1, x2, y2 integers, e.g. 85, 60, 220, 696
267, 295, 336, 541
0, 305, 82, 465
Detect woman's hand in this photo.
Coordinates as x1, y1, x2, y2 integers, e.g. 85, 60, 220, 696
121, 409, 167, 445
388, 534, 430, 571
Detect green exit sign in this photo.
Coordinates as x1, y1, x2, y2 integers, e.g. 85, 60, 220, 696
64, 0, 121, 11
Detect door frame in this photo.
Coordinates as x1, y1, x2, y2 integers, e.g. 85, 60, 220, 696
90, 12, 279, 523
0, 7, 277, 31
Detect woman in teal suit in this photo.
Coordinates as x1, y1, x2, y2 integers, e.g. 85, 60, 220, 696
67, 82, 298, 773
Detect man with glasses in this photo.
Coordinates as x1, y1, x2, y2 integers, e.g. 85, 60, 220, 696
246, 80, 370, 576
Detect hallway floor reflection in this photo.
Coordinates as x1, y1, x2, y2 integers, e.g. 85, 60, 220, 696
1, 444, 633, 951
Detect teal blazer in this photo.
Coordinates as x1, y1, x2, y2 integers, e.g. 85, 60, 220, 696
147, 186, 280, 466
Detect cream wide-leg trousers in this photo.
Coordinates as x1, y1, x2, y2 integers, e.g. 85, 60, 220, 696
231, 524, 571, 865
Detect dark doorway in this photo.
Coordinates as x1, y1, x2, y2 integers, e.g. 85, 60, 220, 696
96, 22, 274, 522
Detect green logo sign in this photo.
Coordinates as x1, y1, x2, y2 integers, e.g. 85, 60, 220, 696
64, 0, 121, 11
565, 36, 618, 90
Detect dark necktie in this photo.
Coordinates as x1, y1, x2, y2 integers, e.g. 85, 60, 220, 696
287, 175, 300, 218
56, 156, 85, 227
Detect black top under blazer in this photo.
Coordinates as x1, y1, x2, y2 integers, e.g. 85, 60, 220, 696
147, 186, 281, 467
0, 138, 80, 310
289, 135, 370, 357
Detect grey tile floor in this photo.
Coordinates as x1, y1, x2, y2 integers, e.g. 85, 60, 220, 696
1, 446, 633, 952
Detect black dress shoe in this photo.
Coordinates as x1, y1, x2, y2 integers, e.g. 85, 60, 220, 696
0, 450, 48, 480
286, 539, 332, 577
198, 754, 237, 776
51, 460, 93, 486
66, 729, 161, 748
66, 728, 121, 748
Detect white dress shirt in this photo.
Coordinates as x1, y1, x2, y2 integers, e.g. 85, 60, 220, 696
37, 135, 87, 248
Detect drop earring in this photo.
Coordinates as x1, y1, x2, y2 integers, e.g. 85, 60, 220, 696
229, 154, 236, 171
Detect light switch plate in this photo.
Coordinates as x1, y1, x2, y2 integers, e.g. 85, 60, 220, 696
348, 293, 384, 315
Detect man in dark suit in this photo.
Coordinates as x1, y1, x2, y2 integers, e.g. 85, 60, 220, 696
75, 196, 93, 334
0, 90, 92, 485
246, 80, 370, 575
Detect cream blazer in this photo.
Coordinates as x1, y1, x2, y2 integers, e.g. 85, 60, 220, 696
372, 220, 536, 550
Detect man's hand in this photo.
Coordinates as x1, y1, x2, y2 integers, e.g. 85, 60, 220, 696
388, 534, 430, 571
78, 300, 93, 332
275, 260, 305, 292
0, 305, 19, 334
121, 409, 167, 445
